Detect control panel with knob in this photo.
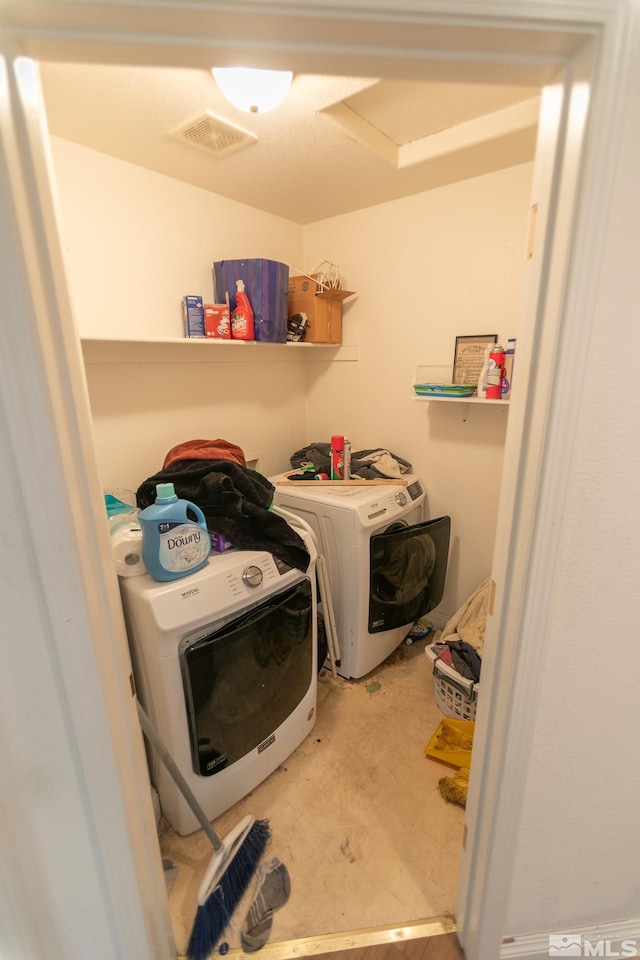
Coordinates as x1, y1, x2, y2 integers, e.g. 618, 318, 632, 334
242, 565, 264, 588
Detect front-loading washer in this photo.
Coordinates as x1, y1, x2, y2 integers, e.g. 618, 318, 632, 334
271, 474, 450, 680
119, 525, 317, 835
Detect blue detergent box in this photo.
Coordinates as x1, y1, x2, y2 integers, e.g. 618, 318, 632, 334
213, 259, 289, 342
182, 295, 205, 337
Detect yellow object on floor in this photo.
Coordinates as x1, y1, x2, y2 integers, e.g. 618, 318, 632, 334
425, 718, 475, 808
438, 767, 470, 808
424, 718, 474, 769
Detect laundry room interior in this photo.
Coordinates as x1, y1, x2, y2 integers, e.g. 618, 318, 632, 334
38, 57, 540, 955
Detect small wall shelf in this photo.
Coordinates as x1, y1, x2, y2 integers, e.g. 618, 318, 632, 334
81, 337, 360, 364
413, 394, 509, 405
412, 363, 509, 405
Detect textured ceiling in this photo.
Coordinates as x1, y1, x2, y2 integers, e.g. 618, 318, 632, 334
40, 63, 541, 225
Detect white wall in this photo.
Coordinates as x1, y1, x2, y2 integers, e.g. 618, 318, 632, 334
50, 137, 312, 487
50, 138, 531, 616
51, 137, 303, 340
302, 163, 533, 615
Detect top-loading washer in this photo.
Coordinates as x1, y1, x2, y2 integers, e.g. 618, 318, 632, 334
119, 523, 317, 835
271, 474, 450, 680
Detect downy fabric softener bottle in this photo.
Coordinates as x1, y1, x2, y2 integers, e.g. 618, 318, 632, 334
138, 482, 211, 581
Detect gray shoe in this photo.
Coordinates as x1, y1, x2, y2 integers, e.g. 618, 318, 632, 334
241, 858, 291, 953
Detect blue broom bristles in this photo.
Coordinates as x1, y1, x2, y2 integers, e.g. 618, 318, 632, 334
187, 818, 271, 960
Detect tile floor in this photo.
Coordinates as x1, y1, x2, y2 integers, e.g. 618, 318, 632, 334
158, 636, 464, 955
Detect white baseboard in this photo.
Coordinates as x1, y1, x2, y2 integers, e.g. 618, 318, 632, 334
500, 919, 640, 959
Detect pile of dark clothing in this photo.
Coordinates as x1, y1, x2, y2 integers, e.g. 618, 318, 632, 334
136, 439, 310, 572
291, 443, 412, 480
430, 638, 481, 684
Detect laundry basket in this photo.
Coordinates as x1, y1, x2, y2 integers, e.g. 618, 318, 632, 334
425, 643, 479, 721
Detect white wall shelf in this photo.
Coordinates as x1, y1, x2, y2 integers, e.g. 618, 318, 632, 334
413, 394, 509, 405
412, 364, 510, 405
81, 338, 360, 364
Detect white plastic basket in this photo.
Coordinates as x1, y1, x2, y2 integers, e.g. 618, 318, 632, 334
425, 643, 479, 721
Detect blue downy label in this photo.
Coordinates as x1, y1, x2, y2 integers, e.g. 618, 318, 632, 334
158, 521, 209, 572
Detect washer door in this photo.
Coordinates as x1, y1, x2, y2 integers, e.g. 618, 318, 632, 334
368, 516, 451, 633
180, 578, 314, 776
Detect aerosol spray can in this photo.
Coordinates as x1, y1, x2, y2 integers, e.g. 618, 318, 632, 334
331, 435, 345, 479
343, 438, 352, 480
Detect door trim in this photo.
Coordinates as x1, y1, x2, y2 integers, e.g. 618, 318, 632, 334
0, 3, 632, 958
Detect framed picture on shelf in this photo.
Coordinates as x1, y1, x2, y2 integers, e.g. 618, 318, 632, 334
453, 334, 498, 385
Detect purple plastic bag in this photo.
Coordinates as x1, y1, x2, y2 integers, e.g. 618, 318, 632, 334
213, 259, 289, 342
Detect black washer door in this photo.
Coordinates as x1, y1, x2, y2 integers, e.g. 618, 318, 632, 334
369, 516, 450, 633
180, 579, 313, 776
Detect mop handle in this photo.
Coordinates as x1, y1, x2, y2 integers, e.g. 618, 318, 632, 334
135, 699, 222, 852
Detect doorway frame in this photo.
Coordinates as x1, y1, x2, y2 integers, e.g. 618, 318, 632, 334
0, 2, 633, 958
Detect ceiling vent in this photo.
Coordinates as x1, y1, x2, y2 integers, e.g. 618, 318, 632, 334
172, 111, 257, 158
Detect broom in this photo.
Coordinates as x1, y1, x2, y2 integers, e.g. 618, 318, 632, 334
136, 701, 270, 960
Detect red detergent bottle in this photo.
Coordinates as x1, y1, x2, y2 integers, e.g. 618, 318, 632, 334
231, 279, 255, 340
486, 344, 506, 399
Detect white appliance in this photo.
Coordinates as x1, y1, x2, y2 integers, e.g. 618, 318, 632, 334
271, 474, 450, 680
119, 527, 317, 835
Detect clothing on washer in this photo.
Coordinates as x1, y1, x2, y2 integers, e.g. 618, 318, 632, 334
163, 437, 247, 470
290, 443, 412, 479
137, 459, 310, 572
356, 449, 411, 479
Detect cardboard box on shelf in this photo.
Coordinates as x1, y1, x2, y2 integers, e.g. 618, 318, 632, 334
288, 275, 355, 344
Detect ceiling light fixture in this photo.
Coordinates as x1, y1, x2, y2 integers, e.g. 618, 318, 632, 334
212, 67, 293, 114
